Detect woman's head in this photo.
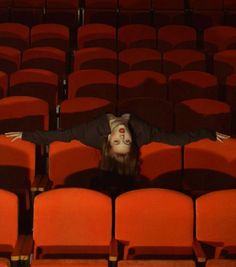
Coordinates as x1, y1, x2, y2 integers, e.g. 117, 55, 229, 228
100, 125, 139, 177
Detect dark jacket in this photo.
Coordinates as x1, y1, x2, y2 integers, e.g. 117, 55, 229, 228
22, 114, 216, 148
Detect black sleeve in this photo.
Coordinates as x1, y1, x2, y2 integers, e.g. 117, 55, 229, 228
22, 127, 84, 145
151, 128, 217, 146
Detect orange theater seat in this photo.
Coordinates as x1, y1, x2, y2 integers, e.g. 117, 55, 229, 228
118, 48, 161, 73
117, 97, 173, 131
0, 96, 49, 133
48, 141, 101, 188
226, 74, 236, 134
118, 70, 166, 100
0, 71, 7, 98
163, 49, 206, 77
0, 46, 21, 74
59, 97, 115, 129
77, 24, 116, 50
31, 259, 108, 267
68, 70, 117, 101
9, 69, 59, 112
118, 24, 156, 50
206, 259, 236, 267
0, 258, 10, 267
175, 98, 231, 134
33, 188, 112, 259
0, 23, 29, 50
158, 25, 197, 52
115, 189, 202, 261
118, 260, 196, 267
196, 189, 236, 258
184, 138, 236, 194
139, 142, 182, 189
73, 48, 117, 74
168, 71, 218, 104
31, 23, 70, 51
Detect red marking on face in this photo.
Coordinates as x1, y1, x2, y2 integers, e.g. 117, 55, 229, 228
119, 128, 125, 133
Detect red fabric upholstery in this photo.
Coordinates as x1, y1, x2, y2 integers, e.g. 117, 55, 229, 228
0, 258, 10, 267
118, 260, 196, 267
0, 71, 7, 98
0, 46, 21, 74
206, 259, 236, 267
175, 98, 231, 134
31, 259, 108, 267
168, 71, 218, 104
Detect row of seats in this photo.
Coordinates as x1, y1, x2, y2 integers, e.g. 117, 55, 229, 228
0, 188, 236, 265
1, 0, 236, 29
1, 23, 236, 52
0, 135, 235, 195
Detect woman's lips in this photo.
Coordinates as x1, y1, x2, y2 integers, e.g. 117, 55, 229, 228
119, 128, 125, 133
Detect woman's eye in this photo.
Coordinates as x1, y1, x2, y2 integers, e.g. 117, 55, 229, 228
114, 140, 120, 144
125, 140, 131, 145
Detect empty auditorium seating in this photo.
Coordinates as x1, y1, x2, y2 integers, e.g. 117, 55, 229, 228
152, 0, 186, 28
10, 0, 45, 27
118, 70, 167, 100
115, 188, 203, 260
118, 0, 152, 26
119, 48, 162, 73
0, 46, 21, 74
77, 24, 116, 50
68, 70, 117, 101
0, 71, 7, 98
31, 259, 108, 267
157, 25, 197, 52
184, 138, 236, 194
73, 48, 117, 74
48, 141, 101, 188
168, 71, 218, 104
138, 142, 182, 189
163, 49, 206, 77
226, 74, 236, 134
59, 97, 115, 129
117, 97, 173, 131
0, 96, 49, 133
33, 188, 112, 259
175, 98, 231, 134
9, 69, 59, 112
118, 24, 156, 50
118, 260, 196, 267
196, 189, 236, 258
0, 23, 29, 50
31, 24, 70, 51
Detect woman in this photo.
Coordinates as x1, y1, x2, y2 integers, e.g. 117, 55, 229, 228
5, 113, 230, 177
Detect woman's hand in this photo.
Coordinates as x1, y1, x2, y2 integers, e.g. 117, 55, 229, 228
216, 131, 231, 142
4, 132, 23, 142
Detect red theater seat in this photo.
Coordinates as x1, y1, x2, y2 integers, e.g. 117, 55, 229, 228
0, 258, 10, 267
0, 46, 21, 74
168, 71, 218, 104
77, 24, 116, 50
73, 48, 117, 74
31, 24, 70, 51
68, 70, 117, 101
118, 24, 156, 50
31, 259, 108, 267
157, 25, 197, 52
0, 71, 7, 98
184, 138, 236, 194
119, 48, 161, 73
139, 142, 182, 189
118, 260, 196, 267
118, 70, 167, 100
59, 97, 115, 129
33, 188, 112, 259
175, 98, 231, 134
0, 23, 29, 50
196, 189, 236, 258
206, 259, 236, 267
163, 49, 206, 77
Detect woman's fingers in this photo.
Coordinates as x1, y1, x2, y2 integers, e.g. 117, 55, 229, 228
4, 132, 22, 141
216, 132, 231, 142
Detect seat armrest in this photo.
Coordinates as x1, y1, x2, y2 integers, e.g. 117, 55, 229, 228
38, 175, 53, 192
193, 240, 206, 263
20, 235, 34, 261
109, 238, 118, 262
11, 235, 25, 262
